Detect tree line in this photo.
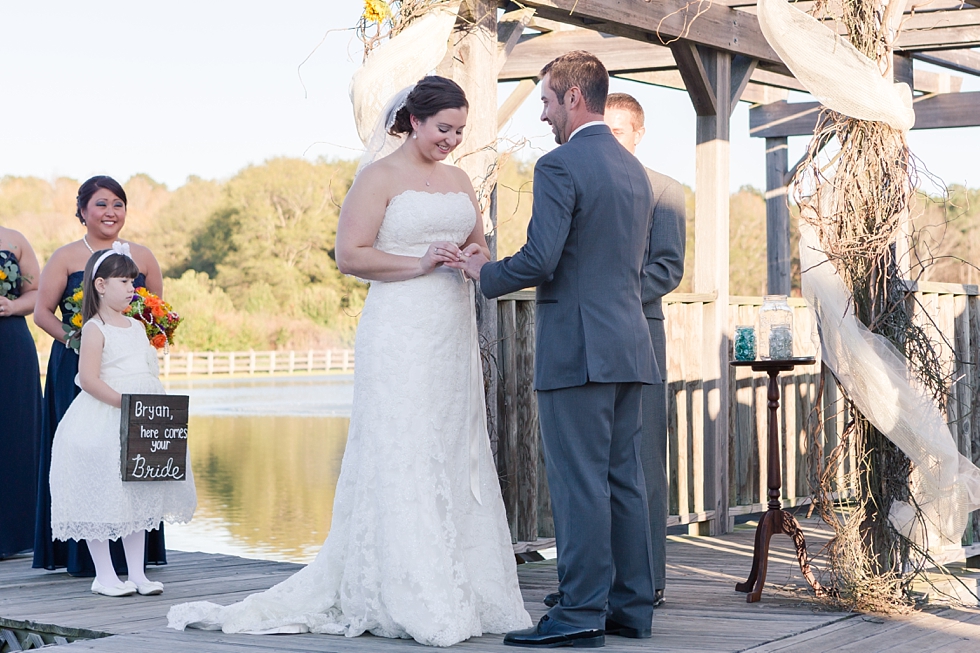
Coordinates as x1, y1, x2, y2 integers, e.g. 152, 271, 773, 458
2, 157, 976, 352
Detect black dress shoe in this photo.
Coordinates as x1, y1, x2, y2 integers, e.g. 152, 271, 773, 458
603, 617, 651, 639
653, 588, 665, 608
543, 591, 562, 608
504, 615, 604, 648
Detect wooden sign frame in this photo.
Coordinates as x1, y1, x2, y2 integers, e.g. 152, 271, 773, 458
119, 394, 190, 482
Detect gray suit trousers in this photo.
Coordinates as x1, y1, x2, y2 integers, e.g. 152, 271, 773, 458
640, 317, 668, 590
538, 382, 655, 631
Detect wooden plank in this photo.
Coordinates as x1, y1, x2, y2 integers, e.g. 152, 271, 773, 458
732, 304, 758, 507
896, 24, 980, 50
515, 0, 785, 68
937, 294, 958, 439
666, 301, 692, 520
497, 299, 519, 540
971, 295, 980, 544
749, 92, 980, 138
689, 302, 707, 533
665, 301, 680, 519
954, 295, 973, 464
515, 300, 538, 542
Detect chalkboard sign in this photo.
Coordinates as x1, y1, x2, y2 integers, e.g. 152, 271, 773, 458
119, 394, 189, 482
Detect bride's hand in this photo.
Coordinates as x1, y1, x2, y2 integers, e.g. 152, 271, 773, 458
419, 241, 462, 274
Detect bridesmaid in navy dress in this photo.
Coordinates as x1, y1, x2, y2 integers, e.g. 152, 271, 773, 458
33, 176, 168, 576
0, 226, 42, 558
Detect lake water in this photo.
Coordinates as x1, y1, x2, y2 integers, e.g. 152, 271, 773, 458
161, 374, 354, 564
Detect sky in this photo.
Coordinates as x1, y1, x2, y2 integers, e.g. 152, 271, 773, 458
1, 1, 977, 193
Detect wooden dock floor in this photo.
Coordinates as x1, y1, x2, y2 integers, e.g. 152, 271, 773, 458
2, 517, 978, 651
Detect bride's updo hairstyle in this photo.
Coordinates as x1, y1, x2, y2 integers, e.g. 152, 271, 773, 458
388, 76, 469, 137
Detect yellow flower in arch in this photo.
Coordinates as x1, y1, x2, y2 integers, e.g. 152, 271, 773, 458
363, 0, 390, 23
71, 313, 83, 328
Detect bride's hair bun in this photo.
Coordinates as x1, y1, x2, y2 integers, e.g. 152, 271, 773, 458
388, 76, 469, 137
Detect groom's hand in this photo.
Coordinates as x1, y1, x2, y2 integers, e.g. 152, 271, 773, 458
448, 244, 488, 281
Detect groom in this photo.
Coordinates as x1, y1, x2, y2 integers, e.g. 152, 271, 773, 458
450, 50, 658, 648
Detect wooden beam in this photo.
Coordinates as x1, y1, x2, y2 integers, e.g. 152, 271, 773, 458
498, 29, 676, 81
497, 7, 536, 74
913, 49, 980, 77
614, 71, 790, 105
896, 25, 980, 50
498, 78, 538, 128
730, 55, 759, 114
500, 29, 969, 92
672, 41, 719, 117
749, 91, 980, 137
515, 0, 785, 68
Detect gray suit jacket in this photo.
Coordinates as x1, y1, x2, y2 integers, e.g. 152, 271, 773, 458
642, 169, 686, 320
480, 124, 658, 391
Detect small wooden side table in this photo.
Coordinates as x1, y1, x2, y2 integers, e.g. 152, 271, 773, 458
730, 357, 823, 603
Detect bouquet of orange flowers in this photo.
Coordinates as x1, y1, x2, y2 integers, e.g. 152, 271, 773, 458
125, 287, 181, 351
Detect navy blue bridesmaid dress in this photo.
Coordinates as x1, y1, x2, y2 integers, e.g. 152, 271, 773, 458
0, 250, 42, 558
32, 270, 168, 575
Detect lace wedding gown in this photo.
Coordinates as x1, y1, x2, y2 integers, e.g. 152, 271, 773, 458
168, 190, 531, 646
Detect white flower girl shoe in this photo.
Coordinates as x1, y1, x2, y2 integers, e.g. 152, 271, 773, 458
91, 579, 137, 597
134, 580, 164, 596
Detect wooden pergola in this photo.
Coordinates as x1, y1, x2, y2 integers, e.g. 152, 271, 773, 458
445, 0, 980, 542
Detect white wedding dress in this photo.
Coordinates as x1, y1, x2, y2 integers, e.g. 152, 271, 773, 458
168, 190, 531, 646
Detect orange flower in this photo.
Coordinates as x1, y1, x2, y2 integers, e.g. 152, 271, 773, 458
151, 333, 168, 349
151, 304, 167, 319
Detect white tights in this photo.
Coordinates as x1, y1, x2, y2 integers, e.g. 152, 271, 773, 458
88, 531, 150, 588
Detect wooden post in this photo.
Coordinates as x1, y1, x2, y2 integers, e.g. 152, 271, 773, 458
445, 0, 500, 458
894, 52, 914, 278
765, 136, 791, 296
672, 42, 753, 535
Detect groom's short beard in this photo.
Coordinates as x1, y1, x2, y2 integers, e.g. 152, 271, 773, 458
552, 109, 568, 144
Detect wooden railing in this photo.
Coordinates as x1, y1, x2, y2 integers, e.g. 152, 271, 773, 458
496, 283, 980, 546
39, 349, 355, 377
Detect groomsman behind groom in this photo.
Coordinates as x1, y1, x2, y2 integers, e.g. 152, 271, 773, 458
606, 92, 686, 607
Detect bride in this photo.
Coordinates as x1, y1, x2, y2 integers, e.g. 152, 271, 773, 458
167, 76, 531, 646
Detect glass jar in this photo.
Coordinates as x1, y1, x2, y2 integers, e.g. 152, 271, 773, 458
769, 324, 793, 360
759, 294, 793, 360
733, 325, 757, 361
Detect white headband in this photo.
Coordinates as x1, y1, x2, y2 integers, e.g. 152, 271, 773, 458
93, 241, 132, 275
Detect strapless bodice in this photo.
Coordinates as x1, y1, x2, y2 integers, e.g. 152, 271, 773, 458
375, 191, 477, 258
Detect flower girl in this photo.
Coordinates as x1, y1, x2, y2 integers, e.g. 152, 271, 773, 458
49, 244, 196, 597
